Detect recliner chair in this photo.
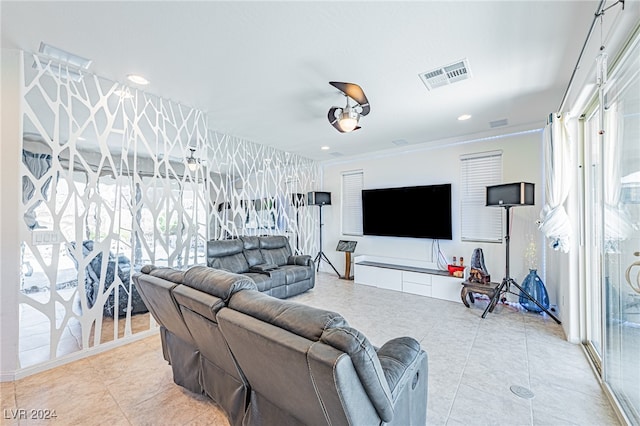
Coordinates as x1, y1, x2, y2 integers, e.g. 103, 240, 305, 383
67, 240, 148, 317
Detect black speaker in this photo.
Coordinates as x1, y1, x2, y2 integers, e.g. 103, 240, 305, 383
486, 182, 534, 207
307, 191, 331, 206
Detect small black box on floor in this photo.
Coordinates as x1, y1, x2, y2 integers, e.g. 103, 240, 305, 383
486, 182, 534, 207
307, 191, 331, 205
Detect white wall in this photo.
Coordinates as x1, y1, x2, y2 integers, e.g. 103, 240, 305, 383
0, 49, 23, 381
321, 129, 558, 307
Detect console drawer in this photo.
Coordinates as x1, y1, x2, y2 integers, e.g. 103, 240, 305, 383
402, 271, 432, 285
403, 281, 432, 297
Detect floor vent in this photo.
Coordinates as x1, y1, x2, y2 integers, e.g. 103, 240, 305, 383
510, 385, 535, 399
419, 59, 471, 91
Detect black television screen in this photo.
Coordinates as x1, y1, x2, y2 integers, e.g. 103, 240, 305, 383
361, 184, 452, 240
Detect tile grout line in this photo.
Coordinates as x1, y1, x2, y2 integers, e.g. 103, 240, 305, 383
444, 316, 483, 424
522, 312, 535, 426
88, 355, 135, 426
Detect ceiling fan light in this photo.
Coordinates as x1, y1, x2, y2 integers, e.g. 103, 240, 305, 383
338, 117, 358, 132
337, 108, 360, 132
186, 148, 200, 171
187, 158, 199, 171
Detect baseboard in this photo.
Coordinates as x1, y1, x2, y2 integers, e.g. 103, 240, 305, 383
0, 370, 16, 382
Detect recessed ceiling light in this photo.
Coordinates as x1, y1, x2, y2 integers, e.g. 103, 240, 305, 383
321, 146, 330, 150
127, 74, 149, 85
458, 114, 472, 121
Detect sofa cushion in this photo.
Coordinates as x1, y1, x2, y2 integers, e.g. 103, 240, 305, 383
259, 235, 289, 250
278, 264, 313, 284
240, 236, 265, 267
208, 239, 250, 273
242, 272, 273, 292
208, 239, 245, 257
182, 265, 256, 303
228, 290, 347, 341
173, 284, 225, 321
321, 326, 394, 422
143, 265, 187, 283
260, 236, 292, 267
240, 236, 261, 250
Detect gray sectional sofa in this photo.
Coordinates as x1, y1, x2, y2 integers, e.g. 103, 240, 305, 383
133, 265, 428, 426
206, 235, 314, 298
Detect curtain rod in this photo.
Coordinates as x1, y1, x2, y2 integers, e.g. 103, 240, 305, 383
557, 0, 608, 113
557, 0, 626, 112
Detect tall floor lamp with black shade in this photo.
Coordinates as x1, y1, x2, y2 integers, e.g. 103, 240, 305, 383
483, 182, 561, 324
307, 191, 340, 277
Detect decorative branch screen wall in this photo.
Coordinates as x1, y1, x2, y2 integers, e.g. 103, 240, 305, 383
19, 52, 319, 368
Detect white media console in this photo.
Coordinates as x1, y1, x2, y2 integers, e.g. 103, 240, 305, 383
353, 255, 462, 303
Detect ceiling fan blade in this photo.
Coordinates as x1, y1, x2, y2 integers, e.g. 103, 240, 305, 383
327, 107, 345, 133
329, 82, 369, 109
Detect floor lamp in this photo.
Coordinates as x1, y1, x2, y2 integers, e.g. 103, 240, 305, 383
308, 191, 340, 277
483, 183, 561, 324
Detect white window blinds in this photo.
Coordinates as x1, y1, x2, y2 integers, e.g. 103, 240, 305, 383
342, 170, 363, 236
460, 151, 503, 242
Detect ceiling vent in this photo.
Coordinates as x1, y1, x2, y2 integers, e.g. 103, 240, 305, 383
34, 42, 92, 82
489, 118, 509, 128
419, 59, 471, 91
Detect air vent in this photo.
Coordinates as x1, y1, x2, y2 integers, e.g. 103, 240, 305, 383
419, 59, 471, 91
489, 118, 509, 128
330, 152, 344, 157
34, 42, 92, 82
392, 139, 409, 146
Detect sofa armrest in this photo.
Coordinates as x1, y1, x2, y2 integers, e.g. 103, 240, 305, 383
288, 254, 312, 266
249, 263, 279, 273
376, 337, 423, 398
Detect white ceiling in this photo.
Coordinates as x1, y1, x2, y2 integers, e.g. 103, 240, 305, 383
2, 1, 637, 162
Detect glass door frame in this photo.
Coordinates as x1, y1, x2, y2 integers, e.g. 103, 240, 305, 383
580, 27, 640, 425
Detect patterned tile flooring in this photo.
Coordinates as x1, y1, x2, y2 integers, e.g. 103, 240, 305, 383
1, 272, 621, 425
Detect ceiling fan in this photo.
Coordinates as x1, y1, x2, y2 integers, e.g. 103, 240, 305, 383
327, 82, 370, 133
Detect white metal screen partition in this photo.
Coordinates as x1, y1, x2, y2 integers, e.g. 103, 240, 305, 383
206, 131, 319, 255
18, 52, 319, 369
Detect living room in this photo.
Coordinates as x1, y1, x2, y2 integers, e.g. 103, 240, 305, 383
1, 1, 639, 425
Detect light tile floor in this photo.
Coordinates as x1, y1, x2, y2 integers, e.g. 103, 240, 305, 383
1, 272, 621, 425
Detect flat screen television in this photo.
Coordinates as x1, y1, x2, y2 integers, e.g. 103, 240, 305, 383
361, 183, 452, 240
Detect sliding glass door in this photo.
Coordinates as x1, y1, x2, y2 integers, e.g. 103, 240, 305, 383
584, 34, 640, 423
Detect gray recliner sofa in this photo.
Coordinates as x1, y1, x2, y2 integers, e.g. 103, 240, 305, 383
207, 235, 314, 298
133, 265, 428, 426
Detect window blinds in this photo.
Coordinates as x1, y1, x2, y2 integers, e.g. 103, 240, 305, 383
460, 151, 503, 242
342, 170, 363, 235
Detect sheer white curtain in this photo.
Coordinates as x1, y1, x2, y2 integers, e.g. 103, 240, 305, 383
603, 101, 634, 249
538, 113, 575, 252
